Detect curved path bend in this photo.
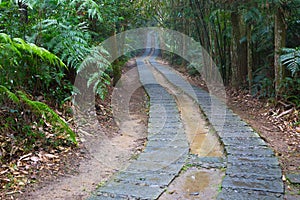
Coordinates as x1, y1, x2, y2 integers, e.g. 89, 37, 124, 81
89, 48, 284, 199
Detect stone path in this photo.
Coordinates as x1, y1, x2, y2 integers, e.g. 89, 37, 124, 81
88, 50, 189, 199
89, 47, 284, 199
148, 51, 284, 199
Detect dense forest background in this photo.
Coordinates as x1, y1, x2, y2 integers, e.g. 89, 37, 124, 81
0, 0, 299, 196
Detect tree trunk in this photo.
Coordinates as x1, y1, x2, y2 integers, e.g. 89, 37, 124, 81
191, 0, 211, 52
274, 8, 286, 97
111, 29, 121, 86
230, 11, 241, 88
247, 24, 253, 94
230, 10, 247, 88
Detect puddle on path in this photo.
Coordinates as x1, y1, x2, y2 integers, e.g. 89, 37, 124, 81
159, 168, 224, 200
146, 59, 225, 199
147, 61, 223, 157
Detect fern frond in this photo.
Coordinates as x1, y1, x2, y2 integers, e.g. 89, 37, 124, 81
0, 33, 22, 57
86, 70, 111, 100
0, 32, 12, 43
0, 33, 66, 68
16, 91, 77, 144
46, 22, 91, 69
76, 0, 103, 21
77, 46, 111, 73
87, 72, 100, 88
0, 85, 20, 103
280, 47, 300, 76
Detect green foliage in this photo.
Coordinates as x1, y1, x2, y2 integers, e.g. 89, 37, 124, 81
278, 77, 300, 107
17, 91, 76, 143
41, 19, 91, 70
251, 67, 274, 98
0, 85, 77, 144
187, 64, 200, 76
0, 85, 19, 103
280, 47, 300, 76
70, 0, 103, 21
79, 46, 112, 99
0, 33, 65, 67
0, 0, 147, 104
0, 33, 71, 104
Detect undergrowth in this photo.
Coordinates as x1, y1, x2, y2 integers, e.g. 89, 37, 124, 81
0, 85, 76, 164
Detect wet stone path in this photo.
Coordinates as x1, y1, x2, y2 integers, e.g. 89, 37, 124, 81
89, 52, 189, 199
148, 53, 284, 199
89, 49, 284, 199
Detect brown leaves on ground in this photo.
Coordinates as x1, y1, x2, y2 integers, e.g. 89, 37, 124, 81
226, 88, 300, 173
95, 85, 118, 134
0, 100, 80, 199
0, 146, 81, 199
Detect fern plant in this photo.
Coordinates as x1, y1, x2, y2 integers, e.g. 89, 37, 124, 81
79, 46, 112, 99
0, 32, 71, 103
0, 33, 65, 67
0, 85, 77, 144
70, 0, 103, 21
37, 19, 91, 70
0, 85, 19, 103
280, 47, 300, 76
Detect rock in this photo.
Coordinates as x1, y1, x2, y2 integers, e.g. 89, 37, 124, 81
286, 173, 300, 184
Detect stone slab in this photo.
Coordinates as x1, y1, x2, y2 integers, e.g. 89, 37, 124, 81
96, 181, 164, 200
222, 137, 267, 147
227, 155, 279, 166
147, 132, 186, 141
113, 171, 175, 187
222, 176, 284, 193
138, 147, 188, 162
225, 146, 274, 157
286, 173, 300, 184
126, 160, 184, 174
226, 163, 282, 179
217, 130, 259, 138
218, 188, 283, 200
145, 139, 188, 148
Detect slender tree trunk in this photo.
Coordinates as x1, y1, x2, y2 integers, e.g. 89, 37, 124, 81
247, 24, 253, 93
240, 17, 248, 79
230, 11, 241, 87
111, 29, 121, 86
224, 11, 230, 86
18, 0, 28, 39
274, 8, 286, 97
230, 10, 247, 88
119, 24, 127, 56
191, 0, 211, 52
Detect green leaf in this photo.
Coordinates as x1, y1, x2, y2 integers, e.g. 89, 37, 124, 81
0, 85, 20, 103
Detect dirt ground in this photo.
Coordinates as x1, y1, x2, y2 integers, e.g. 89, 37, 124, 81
14, 60, 148, 200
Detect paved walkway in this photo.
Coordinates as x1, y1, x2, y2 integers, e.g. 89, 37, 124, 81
149, 52, 284, 199
89, 48, 284, 199
89, 49, 189, 199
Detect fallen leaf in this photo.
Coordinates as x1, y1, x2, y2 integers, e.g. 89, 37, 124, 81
0, 169, 9, 175
19, 153, 32, 161
44, 154, 59, 159
282, 175, 286, 181
30, 156, 39, 162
